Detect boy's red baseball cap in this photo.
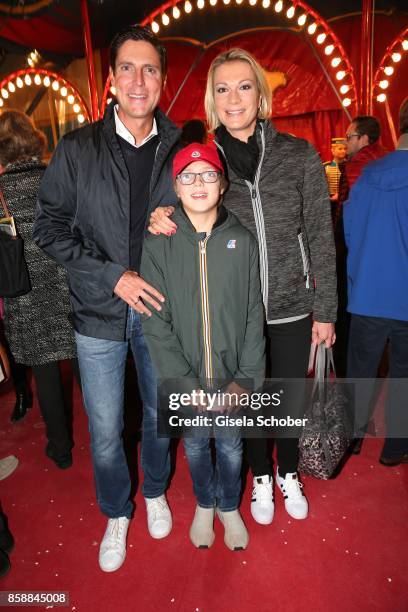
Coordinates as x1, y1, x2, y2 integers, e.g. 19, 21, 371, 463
173, 142, 224, 179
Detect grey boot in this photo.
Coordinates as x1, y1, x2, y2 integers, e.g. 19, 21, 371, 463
189, 506, 215, 549
217, 509, 249, 551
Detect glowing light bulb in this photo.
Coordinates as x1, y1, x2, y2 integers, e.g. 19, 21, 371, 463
340, 84, 349, 94
316, 32, 326, 44
286, 6, 295, 18
1, 88, 9, 98
262, 0, 270, 7
78, 114, 85, 124
402, 40, 408, 51
73, 103, 80, 113
342, 98, 351, 107
0, 99, 3, 107
379, 79, 389, 89
336, 70, 346, 80
384, 66, 394, 76
325, 44, 334, 55
249, 0, 257, 5
173, 6, 181, 17
34, 74, 41, 85
210, 0, 217, 5
67, 94, 75, 104
16, 77, 24, 88
236, 0, 243, 4
392, 52, 401, 62
376, 93, 386, 102
52, 80, 60, 91
274, 1, 283, 12
151, 21, 159, 33
8, 82, 15, 93
197, 0, 205, 7
184, 1, 192, 12
297, 14, 307, 26
24, 74, 32, 86
223, 0, 231, 4
43, 76, 51, 87
60, 86, 67, 97
162, 13, 170, 25
331, 57, 341, 67
308, 23, 317, 35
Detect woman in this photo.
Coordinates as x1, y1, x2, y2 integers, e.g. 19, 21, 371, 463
149, 49, 337, 524
0, 110, 78, 469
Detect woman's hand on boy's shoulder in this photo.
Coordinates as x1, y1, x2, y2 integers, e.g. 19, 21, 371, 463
148, 206, 177, 236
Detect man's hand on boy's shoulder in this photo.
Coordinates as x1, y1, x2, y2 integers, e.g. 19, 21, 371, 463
114, 270, 165, 317
148, 206, 177, 236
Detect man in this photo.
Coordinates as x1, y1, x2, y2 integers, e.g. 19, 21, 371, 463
323, 137, 347, 215
33, 25, 180, 572
344, 98, 408, 466
332, 117, 386, 379
336, 116, 386, 218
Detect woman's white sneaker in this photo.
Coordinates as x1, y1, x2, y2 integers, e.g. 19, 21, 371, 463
99, 516, 129, 572
145, 495, 172, 539
250, 474, 274, 524
276, 470, 308, 520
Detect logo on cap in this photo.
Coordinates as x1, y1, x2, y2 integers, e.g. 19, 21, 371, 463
191, 151, 201, 158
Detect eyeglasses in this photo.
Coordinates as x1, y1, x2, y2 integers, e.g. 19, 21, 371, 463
177, 171, 220, 185
346, 132, 361, 141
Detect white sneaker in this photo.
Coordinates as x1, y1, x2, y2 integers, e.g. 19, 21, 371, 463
145, 495, 172, 539
251, 474, 274, 525
99, 516, 129, 572
276, 469, 308, 520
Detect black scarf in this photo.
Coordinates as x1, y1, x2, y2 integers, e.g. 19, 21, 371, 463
215, 122, 260, 183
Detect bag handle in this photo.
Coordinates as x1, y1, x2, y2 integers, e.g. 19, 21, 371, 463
0, 187, 11, 219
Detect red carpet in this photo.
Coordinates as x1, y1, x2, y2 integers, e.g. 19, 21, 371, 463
1, 368, 407, 612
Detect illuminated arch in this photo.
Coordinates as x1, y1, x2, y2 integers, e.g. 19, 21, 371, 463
140, 0, 357, 110
0, 68, 91, 124
373, 27, 408, 104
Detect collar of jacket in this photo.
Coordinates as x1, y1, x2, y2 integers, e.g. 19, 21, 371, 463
349, 141, 387, 164
215, 120, 286, 184
172, 204, 230, 242
102, 101, 181, 188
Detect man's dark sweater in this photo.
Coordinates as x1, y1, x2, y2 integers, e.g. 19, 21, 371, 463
118, 134, 158, 271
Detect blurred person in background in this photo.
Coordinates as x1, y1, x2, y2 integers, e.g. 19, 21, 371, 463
0, 110, 79, 470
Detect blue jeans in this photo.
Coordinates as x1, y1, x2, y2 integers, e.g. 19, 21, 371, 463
184, 430, 242, 512
75, 309, 170, 518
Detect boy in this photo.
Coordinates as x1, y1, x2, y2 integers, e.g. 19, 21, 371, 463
141, 143, 265, 550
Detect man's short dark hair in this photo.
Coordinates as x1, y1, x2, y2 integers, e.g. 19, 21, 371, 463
109, 25, 167, 77
351, 116, 381, 144
399, 97, 408, 135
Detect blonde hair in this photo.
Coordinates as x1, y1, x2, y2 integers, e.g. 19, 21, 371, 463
204, 48, 272, 132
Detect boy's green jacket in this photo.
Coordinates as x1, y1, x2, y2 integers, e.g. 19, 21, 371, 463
140, 205, 265, 390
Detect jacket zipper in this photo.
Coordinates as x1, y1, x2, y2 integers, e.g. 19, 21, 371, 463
245, 125, 268, 311
297, 230, 311, 289
199, 235, 213, 386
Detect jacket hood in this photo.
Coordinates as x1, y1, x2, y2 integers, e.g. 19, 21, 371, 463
361, 150, 408, 191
